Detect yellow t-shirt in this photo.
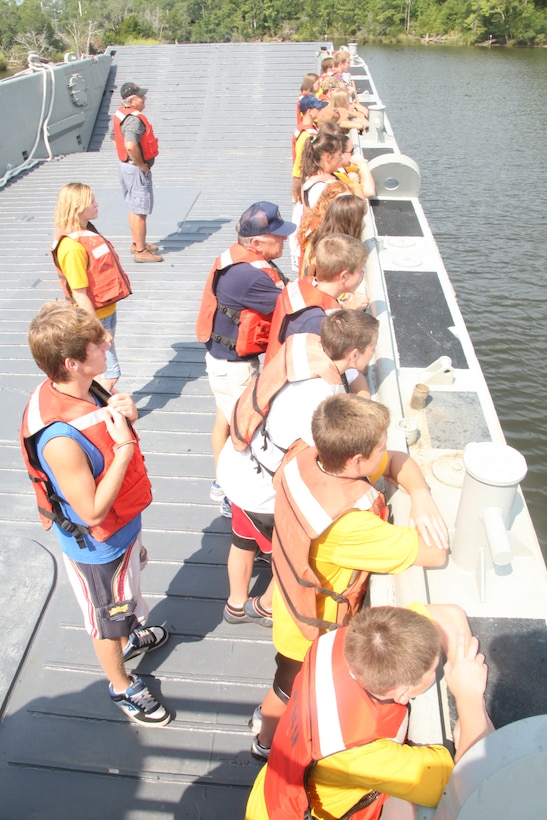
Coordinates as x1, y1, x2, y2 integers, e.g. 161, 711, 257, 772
56, 237, 115, 320
245, 738, 452, 820
272, 452, 419, 661
246, 601, 453, 820
292, 130, 313, 179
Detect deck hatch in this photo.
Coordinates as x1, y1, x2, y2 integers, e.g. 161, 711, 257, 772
384, 270, 468, 368
370, 199, 423, 236
425, 392, 490, 449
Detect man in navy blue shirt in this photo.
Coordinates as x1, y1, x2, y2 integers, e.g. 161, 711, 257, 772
195, 202, 295, 516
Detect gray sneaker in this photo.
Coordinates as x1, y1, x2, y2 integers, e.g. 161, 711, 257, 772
109, 675, 171, 727
123, 625, 169, 662
248, 705, 262, 734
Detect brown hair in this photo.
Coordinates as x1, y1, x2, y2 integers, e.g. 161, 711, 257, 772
320, 57, 334, 73
319, 121, 346, 138
314, 234, 367, 282
54, 182, 94, 235
309, 197, 367, 266
28, 301, 106, 383
344, 607, 442, 694
297, 181, 351, 261
300, 73, 319, 93
320, 310, 378, 362
311, 393, 388, 472
300, 132, 343, 183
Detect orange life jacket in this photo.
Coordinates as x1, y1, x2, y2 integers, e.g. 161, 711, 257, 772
51, 225, 132, 309
263, 626, 408, 820
195, 243, 287, 357
273, 444, 388, 642
230, 334, 343, 474
20, 379, 152, 547
264, 278, 339, 365
112, 105, 159, 162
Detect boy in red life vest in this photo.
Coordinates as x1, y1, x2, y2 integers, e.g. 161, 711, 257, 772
265, 234, 370, 370
246, 604, 493, 819
251, 393, 450, 759
112, 81, 162, 262
20, 302, 170, 727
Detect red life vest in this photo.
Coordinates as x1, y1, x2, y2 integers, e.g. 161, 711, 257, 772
264, 278, 340, 365
273, 444, 388, 642
20, 380, 152, 546
51, 225, 132, 309
230, 334, 343, 472
263, 627, 408, 820
195, 243, 287, 357
112, 105, 159, 162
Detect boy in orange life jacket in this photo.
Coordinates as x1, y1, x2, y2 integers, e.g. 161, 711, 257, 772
246, 605, 493, 820
218, 311, 379, 628
265, 234, 370, 373
251, 392, 449, 759
20, 302, 170, 728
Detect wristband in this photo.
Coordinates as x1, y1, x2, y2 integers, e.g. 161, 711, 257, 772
114, 440, 135, 451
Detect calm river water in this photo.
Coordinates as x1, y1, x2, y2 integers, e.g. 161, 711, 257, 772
360, 45, 547, 557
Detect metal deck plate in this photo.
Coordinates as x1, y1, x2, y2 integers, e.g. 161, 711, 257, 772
371, 198, 424, 236
385, 270, 468, 368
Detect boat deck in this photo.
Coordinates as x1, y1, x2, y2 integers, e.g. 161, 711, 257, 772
0, 42, 320, 819
1, 41, 547, 820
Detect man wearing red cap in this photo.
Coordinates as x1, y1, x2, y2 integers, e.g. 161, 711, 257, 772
112, 82, 162, 263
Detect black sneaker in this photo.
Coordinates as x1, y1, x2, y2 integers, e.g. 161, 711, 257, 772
109, 675, 171, 727
123, 625, 169, 662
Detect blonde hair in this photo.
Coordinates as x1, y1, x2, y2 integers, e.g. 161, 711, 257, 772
314, 234, 367, 282
332, 89, 350, 109
54, 182, 94, 235
333, 49, 350, 68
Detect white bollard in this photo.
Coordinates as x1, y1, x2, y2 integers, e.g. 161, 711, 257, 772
451, 442, 527, 573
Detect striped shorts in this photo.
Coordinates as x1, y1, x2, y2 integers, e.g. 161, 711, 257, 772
63, 533, 149, 640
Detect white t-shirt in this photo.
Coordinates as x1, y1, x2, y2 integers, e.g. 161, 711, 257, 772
217, 377, 346, 515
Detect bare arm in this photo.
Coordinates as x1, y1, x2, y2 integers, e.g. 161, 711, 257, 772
348, 371, 370, 399
107, 392, 139, 423
124, 140, 149, 174
354, 157, 376, 198
42, 407, 136, 527
71, 287, 96, 316
443, 631, 495, 761
385, 450, 449, 552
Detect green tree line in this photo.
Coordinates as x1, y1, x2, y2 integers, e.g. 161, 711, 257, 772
1, 0, 546, 66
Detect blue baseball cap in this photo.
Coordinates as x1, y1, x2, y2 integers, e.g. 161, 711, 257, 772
238, 202, 296, 237
300, 96, 329, 114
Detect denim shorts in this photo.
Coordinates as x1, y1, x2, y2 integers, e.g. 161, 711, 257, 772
100, 311, 121, 379
119, 161, 154, 215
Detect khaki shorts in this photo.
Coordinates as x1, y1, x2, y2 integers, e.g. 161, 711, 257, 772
205, 352, 259, 422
